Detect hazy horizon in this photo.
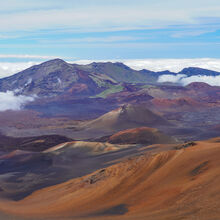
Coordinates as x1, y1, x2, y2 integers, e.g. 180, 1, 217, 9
1, 58, 220, 78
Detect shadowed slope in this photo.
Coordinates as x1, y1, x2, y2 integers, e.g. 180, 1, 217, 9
0, 140, 149, 202
0, 134, 72, 152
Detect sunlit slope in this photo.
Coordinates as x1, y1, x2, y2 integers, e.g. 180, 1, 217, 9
108, 127, 176, 144
83, 104, 169, 132
0, 138, 219, 220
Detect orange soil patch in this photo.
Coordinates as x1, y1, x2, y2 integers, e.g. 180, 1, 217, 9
108, 127, 175, 144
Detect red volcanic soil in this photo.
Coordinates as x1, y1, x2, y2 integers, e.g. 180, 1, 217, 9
107, 87, 153, 104
151, 97, 206, 111
185, 83, 220, 105
186, 82, 213, 90
0, 110, 83, 139
0, 110, 77, 129
0, 138, 220, 220
67, 83, 89, 94
108, 127, 176, 144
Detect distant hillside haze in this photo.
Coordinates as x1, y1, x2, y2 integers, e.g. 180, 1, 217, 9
0, 59, 220, 98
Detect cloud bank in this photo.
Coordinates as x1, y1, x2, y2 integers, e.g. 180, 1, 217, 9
74, 58, 220, 86
158, 74, 220, 86
73, 58, 220, 73
122, 58, 220, 73
1, 58, 220, 87
1, 58, 220, 79
0, 62, 38, 78
0, 91, 34, 111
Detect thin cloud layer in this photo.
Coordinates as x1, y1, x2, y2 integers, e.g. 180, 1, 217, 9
1, 1, 220, 60
0, 54, 58, 59
1, 0, 220, 32
158, 74, 220, 86
0, 91, 34, 111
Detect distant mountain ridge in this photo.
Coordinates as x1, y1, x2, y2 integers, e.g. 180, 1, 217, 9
179, 67, 220, 76
0, 59, 117, 97
0, 59, 219, 97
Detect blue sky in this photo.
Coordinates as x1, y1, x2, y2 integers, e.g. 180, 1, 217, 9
0, 0, 220, 62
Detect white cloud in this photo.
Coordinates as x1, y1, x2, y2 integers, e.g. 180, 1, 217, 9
122, 58, 220, 72
181, 75, 220, 86
0, 54, 60, 78
0, 62, 38, 78
0, 91, 35, 111
158, 74, 220, 86
158, 74, 187, 84
75, 58, 220, 86
171, 29, 217, 38
73, 58, 220, 73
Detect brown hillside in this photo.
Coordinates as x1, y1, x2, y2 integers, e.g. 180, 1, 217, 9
0, 138, 219, 220
108, 127, 176, 144
84, 104, 169, 133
